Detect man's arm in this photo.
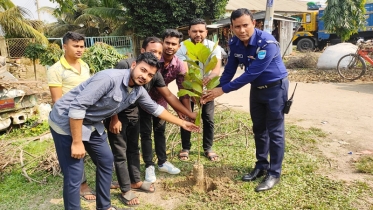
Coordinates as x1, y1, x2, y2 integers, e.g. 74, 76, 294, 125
49, 86, 63, 103
157, 86, 196, 119
69, 118, 86, 159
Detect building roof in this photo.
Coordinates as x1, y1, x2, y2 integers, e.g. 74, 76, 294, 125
226, 0, 309, 13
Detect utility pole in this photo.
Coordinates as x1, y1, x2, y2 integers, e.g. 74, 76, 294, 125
263, 0, 275, 34
35, 0, 41, 20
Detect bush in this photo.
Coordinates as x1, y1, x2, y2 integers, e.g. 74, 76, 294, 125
24, 43, 45, 61
39, 43, 63, 66
82, 42, 126, 73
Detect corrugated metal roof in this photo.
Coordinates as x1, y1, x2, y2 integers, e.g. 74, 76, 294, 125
226, 0, 309, 13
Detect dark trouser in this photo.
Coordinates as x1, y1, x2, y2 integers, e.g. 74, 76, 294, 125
139, 107, 167, 167
104, 111, 141, 193
250, 78, 289, 178
180, 100, 215, 152
81, 160, 87, 184
51, 128, 113, 210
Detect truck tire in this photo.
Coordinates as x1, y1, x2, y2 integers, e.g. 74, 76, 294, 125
297, 38, 315, 51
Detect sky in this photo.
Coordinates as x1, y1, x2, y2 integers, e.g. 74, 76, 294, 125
12, 0, 58, 23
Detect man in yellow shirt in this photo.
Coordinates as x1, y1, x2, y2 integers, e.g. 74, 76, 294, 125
47, 31, 95, 202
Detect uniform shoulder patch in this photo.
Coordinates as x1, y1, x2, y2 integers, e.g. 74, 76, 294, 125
258, 50, 266, 59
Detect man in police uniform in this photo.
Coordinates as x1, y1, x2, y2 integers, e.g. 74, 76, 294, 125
202, 8, 289, 192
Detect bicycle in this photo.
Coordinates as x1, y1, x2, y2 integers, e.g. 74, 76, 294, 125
337, 39, 373, 81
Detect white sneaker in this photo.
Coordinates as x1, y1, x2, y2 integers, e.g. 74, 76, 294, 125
158, 161, 181, 174
145, 165, 156, 183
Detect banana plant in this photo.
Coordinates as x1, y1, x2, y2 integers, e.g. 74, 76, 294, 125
177, 40, 220, 126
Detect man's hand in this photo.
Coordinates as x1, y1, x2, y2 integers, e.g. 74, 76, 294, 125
71, 141, 86, 159
181, 120, 200, 132
109, 117, 122, 134
201, 87, 224, 104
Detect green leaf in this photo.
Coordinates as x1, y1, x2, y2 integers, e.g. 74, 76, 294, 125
182, 81, 193, 89
195, 43, 211, 64
186, 59, 199, 69
206, 76, 220, 90
177, 89, 199, 97
204, 55, 218, 76
190, 73, 203, 86
191, 82, 203, 95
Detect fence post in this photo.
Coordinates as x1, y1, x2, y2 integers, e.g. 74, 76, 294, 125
0, 37, 8, 57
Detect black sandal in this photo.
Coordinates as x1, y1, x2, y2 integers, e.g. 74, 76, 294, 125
178, 149, 189, 161
204, 150, 219, 161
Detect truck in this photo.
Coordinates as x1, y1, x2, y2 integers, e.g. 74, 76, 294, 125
292, 3, 373, 51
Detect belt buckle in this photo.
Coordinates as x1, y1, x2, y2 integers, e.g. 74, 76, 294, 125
257, 85, 267, 89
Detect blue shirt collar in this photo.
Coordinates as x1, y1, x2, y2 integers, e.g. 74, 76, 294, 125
123, 69, 131, 87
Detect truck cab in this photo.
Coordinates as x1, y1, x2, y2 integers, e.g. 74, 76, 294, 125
292, 11, 319, 51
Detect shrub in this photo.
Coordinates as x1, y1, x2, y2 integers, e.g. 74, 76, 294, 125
82, 42, 126, 73
39, 43, 63, 67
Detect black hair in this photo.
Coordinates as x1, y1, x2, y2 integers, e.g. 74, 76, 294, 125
162, 29, 183, 43
188, 18, 207, 30
136, 52, 161, 70
230, 8, 254, 23
141, 36, 162, 49
62, 31, 85, 44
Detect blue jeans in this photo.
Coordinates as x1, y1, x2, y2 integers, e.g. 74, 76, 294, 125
50, 128, 114, 210
250, 77, 289, 178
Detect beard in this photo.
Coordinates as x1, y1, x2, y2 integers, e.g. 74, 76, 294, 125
129, 69, 144, 86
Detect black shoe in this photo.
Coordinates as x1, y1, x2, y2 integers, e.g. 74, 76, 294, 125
255, 175, 280, 192
242, 169, 266, 182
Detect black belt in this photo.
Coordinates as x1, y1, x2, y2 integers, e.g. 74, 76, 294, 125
255, 77, 286, 90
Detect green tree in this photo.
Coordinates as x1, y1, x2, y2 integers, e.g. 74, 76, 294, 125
24, 43, 46, 80
0, 0, 47, 43
46, 0, 126, 37
323, 0, 366, 41
120, 0, 228, 38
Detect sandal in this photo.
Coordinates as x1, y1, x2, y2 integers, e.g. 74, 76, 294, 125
178, 149, 189, 161
204, 150, 219, 161
118, 191, 139, 207
80, 190, 96, 203
131, 181, 155, 193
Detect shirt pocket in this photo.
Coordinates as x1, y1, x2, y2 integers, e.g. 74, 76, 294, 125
99, 93, 122, 109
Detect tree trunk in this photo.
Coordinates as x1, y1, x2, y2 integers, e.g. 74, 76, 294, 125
33, 60, 37, 80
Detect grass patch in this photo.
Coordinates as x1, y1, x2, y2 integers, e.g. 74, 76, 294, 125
356, 156, 373, 174
0, 106, 372, 209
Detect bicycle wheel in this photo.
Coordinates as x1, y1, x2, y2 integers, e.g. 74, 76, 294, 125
337, 54, 366, 81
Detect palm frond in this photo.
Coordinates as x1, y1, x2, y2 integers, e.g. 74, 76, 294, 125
49, 24, 80, 37
74, 13, 102, 25
38, 6, 56, 15
84, 7, 126, 19
0, 0, 15, 11
0, 7, 47, 43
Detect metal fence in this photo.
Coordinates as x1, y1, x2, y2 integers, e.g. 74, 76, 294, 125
4, 36, 133, 58
6, 38, 34, 58
48, 36, 133, 56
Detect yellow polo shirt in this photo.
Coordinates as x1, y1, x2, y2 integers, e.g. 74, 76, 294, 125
47, 56, 91, 94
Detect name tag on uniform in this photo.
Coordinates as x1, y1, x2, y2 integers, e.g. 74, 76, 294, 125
258, 50, 266, 59
234, 53, 243, 58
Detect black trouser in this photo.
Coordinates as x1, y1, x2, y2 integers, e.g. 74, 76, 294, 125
180, 100, 215, 151
104, 109, 141, 193
139, 107, 167, 167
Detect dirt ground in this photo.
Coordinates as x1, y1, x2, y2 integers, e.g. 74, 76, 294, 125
4, 60, 373, 208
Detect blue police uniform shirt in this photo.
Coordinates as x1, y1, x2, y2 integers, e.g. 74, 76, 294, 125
220, 28, 288, 93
